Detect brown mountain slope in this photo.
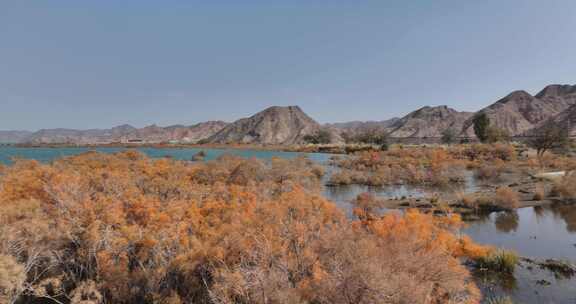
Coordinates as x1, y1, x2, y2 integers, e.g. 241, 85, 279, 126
0, 130, 33, 143
387, 106, 473, 138
535, 84, 576, 111
207, 106, 320, 145
164, 121, 229, 143
25, 121, 228, 144
534, 104, 576, 136
325, 118, 400, 132
462, 85, 576, 136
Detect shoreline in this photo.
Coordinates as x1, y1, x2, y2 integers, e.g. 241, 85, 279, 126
327, 173, 565, 216
7, 142, 351, 154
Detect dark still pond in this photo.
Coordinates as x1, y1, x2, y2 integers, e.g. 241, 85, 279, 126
324, 181, 576, 303
465, 205, 576, 261
465, 205, 576, 303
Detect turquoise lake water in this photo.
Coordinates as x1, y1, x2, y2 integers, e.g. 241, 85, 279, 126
0, 146, 332, 165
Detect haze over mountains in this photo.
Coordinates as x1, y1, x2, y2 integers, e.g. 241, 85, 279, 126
0, 130, 34, 143
1, 83, 575, 144
1, 122, 228, 145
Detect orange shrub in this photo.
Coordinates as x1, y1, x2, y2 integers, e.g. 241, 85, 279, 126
331, 147, 469, 187
0, 151, 485, 304
454, 143, 516, 162
552, 173, 576, 201
494, 187, 520, 210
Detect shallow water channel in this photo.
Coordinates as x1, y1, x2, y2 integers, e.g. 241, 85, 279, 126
322, 172, 576, 303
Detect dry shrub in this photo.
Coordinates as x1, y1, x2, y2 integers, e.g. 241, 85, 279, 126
456, 192, 480, 209
533, 184, 546, 201
0, 151, 486, 304
455, 144, 516, 162
351, 192, 388, 220
552, 173, 576, 201
69, 280, 103, 304
331, 147, 467, 187
494, 187, 520, 210
210, 209, 484, 304
527, 152, 576, 171
474, 195, 496, 210
459, 190, 518, 212
0, 254, 26, 303
475, 159, 505, 181
328, 169, 354, 185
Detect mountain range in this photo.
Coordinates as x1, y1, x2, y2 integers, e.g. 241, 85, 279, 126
330, 83, 576, 139
2, 121, 228, 144
1, 83, 575, 144
460, 85, 576, 136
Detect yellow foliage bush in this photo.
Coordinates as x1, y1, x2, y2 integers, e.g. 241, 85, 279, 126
0, 151, 486, 304
331, 147, 469, 187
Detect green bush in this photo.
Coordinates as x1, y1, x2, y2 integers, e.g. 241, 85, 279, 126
475, 250, 519, 274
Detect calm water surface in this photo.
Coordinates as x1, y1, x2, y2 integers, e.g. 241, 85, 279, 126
466, 206, 576, 261
466, 206, 576, 303
322, 170, 576, 303
0, 146, 331, 164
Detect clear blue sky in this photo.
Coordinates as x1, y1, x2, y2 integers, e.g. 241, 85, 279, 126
1, 0, 575, 130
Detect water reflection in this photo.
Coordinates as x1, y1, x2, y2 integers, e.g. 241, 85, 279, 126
494, 212, 519, 233
475, 270, 518, 293
533, 205, 545, 219
320, 168, 576, 304
322, 170, 479, 218
549, 203, 576, 232
465, 204, 576, 261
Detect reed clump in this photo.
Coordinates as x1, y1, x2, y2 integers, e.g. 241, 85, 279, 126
475, 250, 519, 274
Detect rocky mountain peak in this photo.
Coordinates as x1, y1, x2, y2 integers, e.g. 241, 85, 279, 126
388, 105, 472, 138
409, 105, 459, 118
462, 84, 576, 136
207, 105, 320, 145
535, 84, 576, 99
495, 90, 534, 104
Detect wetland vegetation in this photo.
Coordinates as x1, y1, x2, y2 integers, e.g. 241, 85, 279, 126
1, 142, 576, 303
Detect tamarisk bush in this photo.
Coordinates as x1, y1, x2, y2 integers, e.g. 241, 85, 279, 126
0, 151, 486, 304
